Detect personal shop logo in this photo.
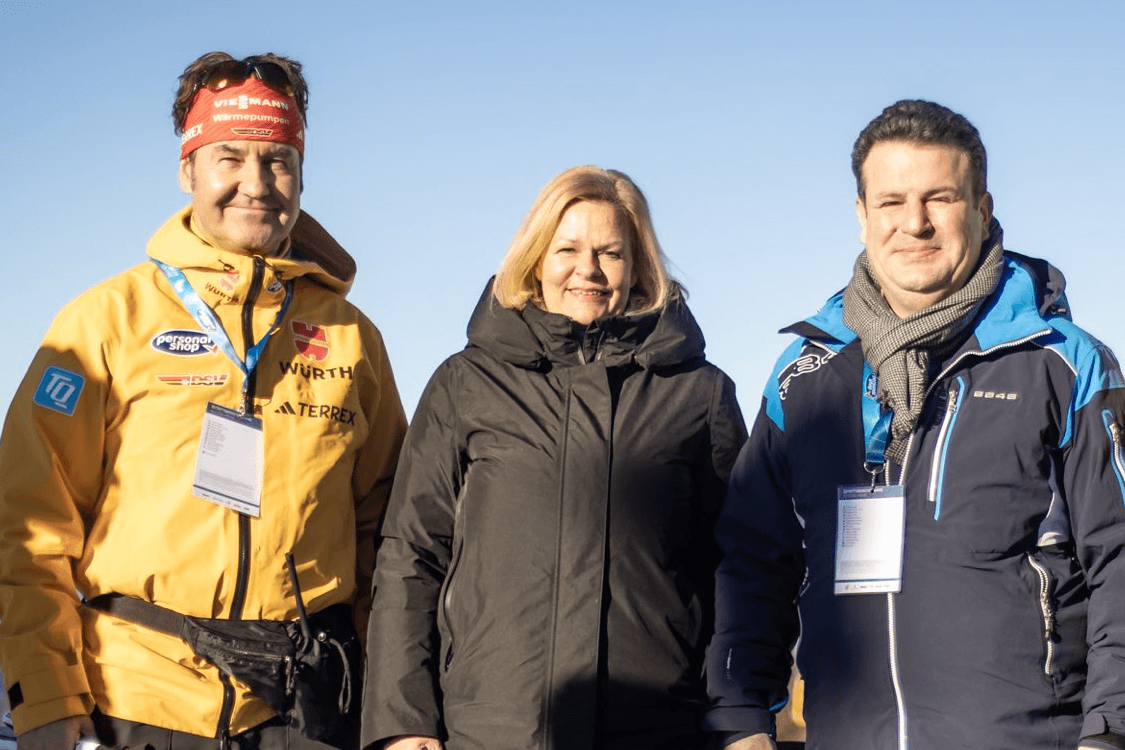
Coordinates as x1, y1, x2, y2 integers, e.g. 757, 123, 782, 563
151, 330, 218, 356
291, 320, 329, 362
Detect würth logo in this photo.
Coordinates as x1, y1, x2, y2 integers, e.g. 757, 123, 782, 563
292, 320, 329, 361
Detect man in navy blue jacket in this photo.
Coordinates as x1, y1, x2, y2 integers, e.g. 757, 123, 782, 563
706, 99, 1125, 750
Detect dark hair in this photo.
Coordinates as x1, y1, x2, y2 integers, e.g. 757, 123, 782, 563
851, 99, 987, 201
171, 51, 309, 136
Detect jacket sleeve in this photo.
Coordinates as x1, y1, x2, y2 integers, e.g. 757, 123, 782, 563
706, 370, 750, 500
691, 370, 749, 608
1062, 343, 1125, 740
0, 298, 110, 733
361, 358, 463, 747
350, 319, 408, 636
705, 397, 804, 738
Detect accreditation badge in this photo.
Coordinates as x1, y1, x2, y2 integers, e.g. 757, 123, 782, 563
192, 402, 263, 517
834, 484, 905, 594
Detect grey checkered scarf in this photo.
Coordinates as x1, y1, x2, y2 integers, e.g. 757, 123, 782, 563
843, 219, 1004, 464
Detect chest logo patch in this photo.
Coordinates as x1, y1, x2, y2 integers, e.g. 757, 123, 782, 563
151, 330, 218, 356
33, 366, 86, 415
972, 390, 1019, 401
291, 320, 329, 362
156, 374, 230, 387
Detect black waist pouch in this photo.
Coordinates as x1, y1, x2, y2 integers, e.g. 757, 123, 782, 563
88, 596, 360, 748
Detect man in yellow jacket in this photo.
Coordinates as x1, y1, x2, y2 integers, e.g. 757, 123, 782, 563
0, 52, 407, 749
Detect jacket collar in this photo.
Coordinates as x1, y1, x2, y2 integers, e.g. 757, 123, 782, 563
465, 278, 706, 371
147, 206, 357, 296
785, 251, 1069, 354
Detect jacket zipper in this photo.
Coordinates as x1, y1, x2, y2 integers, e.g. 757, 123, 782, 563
1026, 554, 1056, 675
886, 593, 908, 750
884, 443, 912, 750
1104, 411, 1125, 504
880, 331, 1051, 750
230, 255, 263, 617
442, 502, 466, 670
216, 255, 265, 741
927, 379, 964, 518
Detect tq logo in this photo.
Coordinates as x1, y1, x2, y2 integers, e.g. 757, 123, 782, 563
33, 366, 86, 416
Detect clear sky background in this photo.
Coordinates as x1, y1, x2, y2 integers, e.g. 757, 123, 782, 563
1, 0, 1122, 421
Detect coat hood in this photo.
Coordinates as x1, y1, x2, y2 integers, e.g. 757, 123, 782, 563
465, 278, 706, 371
148, 206, 357, 296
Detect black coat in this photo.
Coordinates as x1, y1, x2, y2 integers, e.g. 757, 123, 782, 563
361, 286, 747, 750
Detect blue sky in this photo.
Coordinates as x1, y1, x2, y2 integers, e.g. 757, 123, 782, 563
1, 0, 1122, 419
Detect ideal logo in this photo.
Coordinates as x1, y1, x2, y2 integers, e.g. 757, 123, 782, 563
231, 127, 274, 137
865, 373, 879, 399
33, 366, 86, 416
151, 330, 218, 356
157, 374, 229, 387
291, 320, 329, 362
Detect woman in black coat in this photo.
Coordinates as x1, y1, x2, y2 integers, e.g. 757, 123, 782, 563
361, 166, 747, 750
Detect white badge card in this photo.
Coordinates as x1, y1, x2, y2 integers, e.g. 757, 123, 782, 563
834, 484, 906, 595
192, 402, 263, 517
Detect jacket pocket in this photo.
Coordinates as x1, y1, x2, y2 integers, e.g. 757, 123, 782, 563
439, 510, 466, 672
928, 378, 965, 519
1025, 553, 1057, 676
1103, 410, 1125, 505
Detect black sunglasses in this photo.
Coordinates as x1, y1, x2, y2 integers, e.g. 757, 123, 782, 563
199, 60, 297, 98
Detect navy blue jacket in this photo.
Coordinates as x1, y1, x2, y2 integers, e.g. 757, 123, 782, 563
706, 252, 1125, 750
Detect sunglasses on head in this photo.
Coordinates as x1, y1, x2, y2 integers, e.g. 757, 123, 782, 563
199, 60, 296, 98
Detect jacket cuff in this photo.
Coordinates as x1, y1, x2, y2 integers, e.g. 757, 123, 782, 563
703, 705, 776, 737
9, 661, 93, 734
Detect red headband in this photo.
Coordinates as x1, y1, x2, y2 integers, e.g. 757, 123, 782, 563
180, 77, 304, 160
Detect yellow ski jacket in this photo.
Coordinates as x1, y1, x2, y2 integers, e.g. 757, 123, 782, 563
0, 207, 407, 736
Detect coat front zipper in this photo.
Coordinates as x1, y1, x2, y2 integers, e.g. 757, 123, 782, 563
865, 331, 1051, 750
1026, 554, 1056, 676
1104, 411, 1125, 504
927, 378, 964, 518
230, 255, 264, 618
217, 256, 265, 740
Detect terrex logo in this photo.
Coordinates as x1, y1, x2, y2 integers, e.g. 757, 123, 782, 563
181, 123, 203, 145
274, 401, 357, 425
151, 330, 218, 356
291, 321, 329, 361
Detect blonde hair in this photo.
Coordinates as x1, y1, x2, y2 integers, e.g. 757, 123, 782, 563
493, 166, 674, 313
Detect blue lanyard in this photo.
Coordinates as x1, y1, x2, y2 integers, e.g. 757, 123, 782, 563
153, 259, 293, 411
862, 361, 892, 475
